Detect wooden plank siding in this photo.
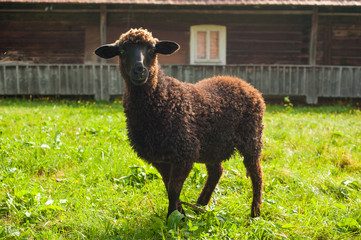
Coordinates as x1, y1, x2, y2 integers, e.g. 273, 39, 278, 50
1, 5, 361, 66
1, 10, 313, 65
0, 22, 86, 63
1, 63, 360, 104
0, 12, 98, 64
317, 15, 361, 66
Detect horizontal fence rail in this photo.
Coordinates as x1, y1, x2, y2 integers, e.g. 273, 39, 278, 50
1, 63, 360, 103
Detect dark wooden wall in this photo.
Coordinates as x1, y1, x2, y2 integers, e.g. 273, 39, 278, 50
1, 4, 360, 66
1, 23, 85, 63
0, 10, 98, 64
318, 15, 361, 66
226, 15, 311, 64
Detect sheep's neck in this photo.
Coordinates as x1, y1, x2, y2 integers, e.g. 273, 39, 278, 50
123, 66, 164, 108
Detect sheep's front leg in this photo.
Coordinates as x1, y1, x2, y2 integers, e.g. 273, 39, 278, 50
197, 162, 223, 206
166, 162, 193, 218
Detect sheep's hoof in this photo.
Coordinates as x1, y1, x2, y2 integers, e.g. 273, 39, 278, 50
196, 199, 208, 206
251, 204, 261, 218
167, 202, 185, 219
177, 204, 186, 216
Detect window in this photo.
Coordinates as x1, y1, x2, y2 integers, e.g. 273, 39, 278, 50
190, 25, 226, 65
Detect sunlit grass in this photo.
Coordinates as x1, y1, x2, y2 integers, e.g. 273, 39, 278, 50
0, 98, 360, 239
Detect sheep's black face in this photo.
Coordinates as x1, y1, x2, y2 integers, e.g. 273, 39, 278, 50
120, 44, 153, 86
95, 39, 180, 86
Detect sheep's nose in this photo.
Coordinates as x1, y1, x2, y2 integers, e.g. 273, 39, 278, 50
133, 63, 146, 74
130, 63, 149, 85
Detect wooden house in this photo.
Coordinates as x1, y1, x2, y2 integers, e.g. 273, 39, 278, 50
1, 0, 361, 103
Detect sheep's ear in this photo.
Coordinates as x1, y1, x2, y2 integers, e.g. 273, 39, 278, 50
155, 41, 180, 55
94, 43, 119, 59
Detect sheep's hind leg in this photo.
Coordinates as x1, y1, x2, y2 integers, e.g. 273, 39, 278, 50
167, 162, 194, 219
243, 153, 263, 217
152, 162, 171, 193
196, 162, 223, 206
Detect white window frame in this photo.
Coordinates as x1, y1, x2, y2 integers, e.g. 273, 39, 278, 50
190, 25, 226, 65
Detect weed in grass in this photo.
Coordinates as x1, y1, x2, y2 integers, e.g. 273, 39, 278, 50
283, 96, 294, 114
113, 166, 160, 188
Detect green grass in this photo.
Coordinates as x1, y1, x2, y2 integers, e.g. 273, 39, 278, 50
0, 98, 361, 239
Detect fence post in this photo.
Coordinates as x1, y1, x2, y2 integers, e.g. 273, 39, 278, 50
1, 65, 6, 95
98, 64, 110, 101
309, 7, 318, 66
93, 65, 101, 101
306, 66, 318, 104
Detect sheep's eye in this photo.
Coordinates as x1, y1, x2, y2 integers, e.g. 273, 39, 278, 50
119, 49, 125, 55
149, 48, 156, 55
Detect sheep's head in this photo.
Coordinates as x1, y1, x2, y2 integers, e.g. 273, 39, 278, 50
95, 28, 179, 86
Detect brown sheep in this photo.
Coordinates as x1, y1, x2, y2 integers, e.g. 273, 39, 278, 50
95, 28, 265, 219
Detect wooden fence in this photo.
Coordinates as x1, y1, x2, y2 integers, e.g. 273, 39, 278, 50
1, 63, 360, 104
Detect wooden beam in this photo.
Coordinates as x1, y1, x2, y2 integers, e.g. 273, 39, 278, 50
0, 8, 314, 15
100, 5, 107, 46
309, 7, 318, 66
2, 8, 361, 16
100, 5, 107, 64
318, 12, 361, 16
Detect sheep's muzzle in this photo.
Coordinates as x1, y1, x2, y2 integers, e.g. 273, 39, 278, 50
130, 63, 149, 86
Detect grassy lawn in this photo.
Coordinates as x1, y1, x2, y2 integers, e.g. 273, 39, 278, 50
0, 98, 360, 239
